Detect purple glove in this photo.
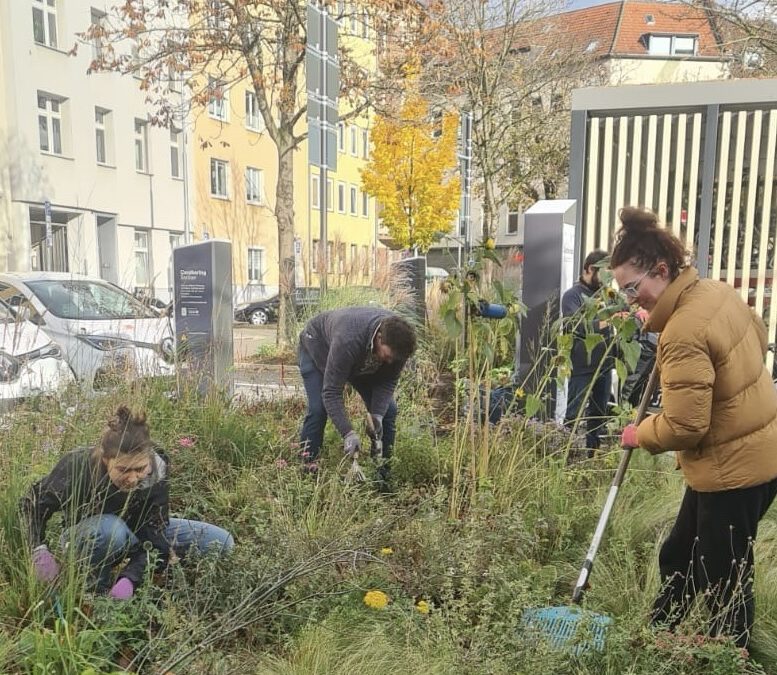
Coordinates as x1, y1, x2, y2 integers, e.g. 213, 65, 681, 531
109, 577, 135, 600
32, 545, 60, 582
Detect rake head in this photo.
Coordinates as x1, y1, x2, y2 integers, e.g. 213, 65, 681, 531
346, 455, 366, 483
521, 606, 612, 655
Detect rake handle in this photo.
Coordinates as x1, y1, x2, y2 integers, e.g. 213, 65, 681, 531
571, 363, 660, 604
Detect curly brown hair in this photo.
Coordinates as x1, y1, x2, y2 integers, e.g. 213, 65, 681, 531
610, 206, 688, 279
99, 405, 152, 459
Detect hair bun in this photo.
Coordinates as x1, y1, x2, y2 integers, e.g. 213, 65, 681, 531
109, 405, 146, 431
619, 206, 658, 233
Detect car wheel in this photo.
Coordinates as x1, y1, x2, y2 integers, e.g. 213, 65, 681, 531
250, 309, 269, 325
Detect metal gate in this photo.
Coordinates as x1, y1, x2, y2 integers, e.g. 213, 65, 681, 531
568, 78, 777, 368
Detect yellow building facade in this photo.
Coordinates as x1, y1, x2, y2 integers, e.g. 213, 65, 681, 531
192, 11, 380, 302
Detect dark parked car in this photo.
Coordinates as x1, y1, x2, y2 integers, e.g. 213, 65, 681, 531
234, 295, 280, 325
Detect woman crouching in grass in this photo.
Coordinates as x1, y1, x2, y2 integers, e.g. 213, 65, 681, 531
20, 405, 234, 600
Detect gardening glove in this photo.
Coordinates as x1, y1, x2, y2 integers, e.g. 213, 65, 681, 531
109, 577, 135, 601
343, 431, 362, 457
32, 545, 60, 583
620, 424, 640, 450
368, 414, 384, 441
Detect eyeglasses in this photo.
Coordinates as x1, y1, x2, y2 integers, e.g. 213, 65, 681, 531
620, 270, 650, 298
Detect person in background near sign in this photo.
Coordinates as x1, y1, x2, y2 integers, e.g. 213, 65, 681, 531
297, 307, 417, 485
562, 249, 614, 457
613, 206, 777, 649
21, 406, 234, 599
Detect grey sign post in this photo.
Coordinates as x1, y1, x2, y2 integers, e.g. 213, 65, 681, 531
306, 2, 338, 292
173, 240, 234, 397
516, 200, 577, 421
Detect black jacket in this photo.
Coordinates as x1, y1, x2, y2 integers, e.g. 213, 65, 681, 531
561, 280, 614, 376
20, 447, 170, 585
300, 307, 407, 436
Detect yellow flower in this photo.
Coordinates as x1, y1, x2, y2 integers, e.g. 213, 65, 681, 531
484, 237, 496, 250
363, 590, 390, 609
380, 547, 394, 556
515, 387, 525, 399
415, 600, 431, 614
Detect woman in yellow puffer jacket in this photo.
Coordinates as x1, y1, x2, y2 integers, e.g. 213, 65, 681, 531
612, 206, 777, 650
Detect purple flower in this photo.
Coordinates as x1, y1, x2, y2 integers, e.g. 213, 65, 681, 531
178, 437, 195, 448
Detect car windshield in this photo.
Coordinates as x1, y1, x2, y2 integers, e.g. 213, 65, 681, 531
26, 280, 159, 320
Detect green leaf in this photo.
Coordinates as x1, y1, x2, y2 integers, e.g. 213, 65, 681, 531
525, 394, 541, 418
557, 332, 573, 354
620, 338, 642, 373
584, 333, 604, 361
443, 311, 463, 338
615, 357, 628, 384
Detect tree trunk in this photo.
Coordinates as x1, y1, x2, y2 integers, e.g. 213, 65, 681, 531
275, 136, 296, 347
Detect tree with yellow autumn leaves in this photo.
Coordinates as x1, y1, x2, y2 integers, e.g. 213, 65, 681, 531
360, 96, 460, 253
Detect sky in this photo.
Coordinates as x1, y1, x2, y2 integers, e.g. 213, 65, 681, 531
567, 0, 621, 8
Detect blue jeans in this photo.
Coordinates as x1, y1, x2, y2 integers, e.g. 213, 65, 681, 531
299, 345, 397, 463
63, 514, 234, 592
565, 370, 612, 451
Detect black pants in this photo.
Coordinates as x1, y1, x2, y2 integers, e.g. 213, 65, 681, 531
565, 371, 611, 451
651, 478, 777, 648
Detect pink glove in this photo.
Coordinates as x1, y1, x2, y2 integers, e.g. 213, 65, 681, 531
32, 545, 60, 582
621, 424, 640, 449
109, 577, 135, 600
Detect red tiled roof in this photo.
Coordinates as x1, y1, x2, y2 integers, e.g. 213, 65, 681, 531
613, 1, 722, 56
515, 0, 723, 59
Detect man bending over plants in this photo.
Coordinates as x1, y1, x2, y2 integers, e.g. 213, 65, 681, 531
21, 406, 234, 599
298, 306, 417, 483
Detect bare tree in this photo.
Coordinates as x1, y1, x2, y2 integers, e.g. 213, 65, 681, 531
418, 0, 600, 241
82, 0, 418, 343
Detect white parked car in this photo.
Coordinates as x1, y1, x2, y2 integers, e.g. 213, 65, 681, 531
0, 273, 175, 388
0, 299, 74, 404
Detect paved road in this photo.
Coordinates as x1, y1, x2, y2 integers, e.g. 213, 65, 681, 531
233, 323, 277, 361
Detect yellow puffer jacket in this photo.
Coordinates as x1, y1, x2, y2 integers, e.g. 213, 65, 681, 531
637, 267, 777, 491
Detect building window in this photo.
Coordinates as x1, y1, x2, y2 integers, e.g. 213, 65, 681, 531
311, 174, 320, 209
327, 178, 333, 212
245, 90, 264, 131
134, 119, 149, 172
361, 10, 369, 38
168, 233, 183, 291
361, 192, 369, 217
168, 65, 182, 93
247, 247, 264, 283
134, 229, 150, 288
90, 8, 107, 61
337, 181, 346, 213
207, 0, 228, 29
350, 243, 358, 271
38, 93, 63, 155
338, 121, 345, 153
648, 34, 697, 56
507, 212, 520, 235
312, 238, 321, 272
208, 78, 228, 121
361, 129, 369, 158
210, 158, 228, 197
350, 125, 358, 156
94, 107, 111, 164
32, 0, 58, 48
350, 185, 357, 215
246, 166, 263, 203
170, 127, 182, 178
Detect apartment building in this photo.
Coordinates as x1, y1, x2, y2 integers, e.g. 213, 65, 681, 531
193, 5, 381, 303
0, 0, 190, 301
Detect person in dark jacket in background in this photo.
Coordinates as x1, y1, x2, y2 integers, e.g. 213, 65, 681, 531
562, 249, 614, 455
298, 307, 417, 478
21, 406, 233, 599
